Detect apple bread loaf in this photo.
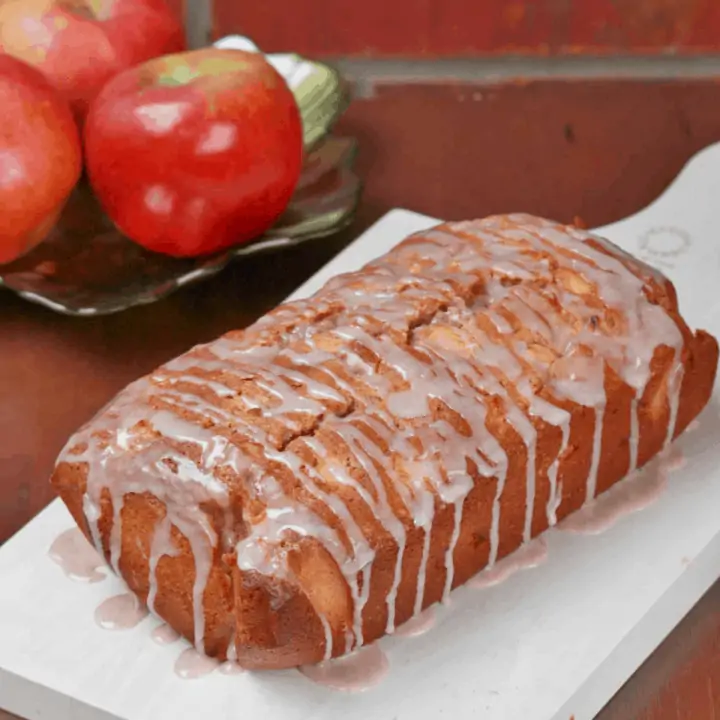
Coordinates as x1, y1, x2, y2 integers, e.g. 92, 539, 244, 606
52, 214, 719, 670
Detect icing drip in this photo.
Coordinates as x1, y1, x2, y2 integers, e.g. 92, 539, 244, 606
534, 398, 571, 525
353, 564, 372, 649
174, 648, 220, 679
664, 360, 685, 448
82, 494, 104, 565
55, 213, 688, 666
333, 423, 407, 635
319, 612, 334, 661
629, 396, 640, 475
146, 515, 177, 614
189, 517, 215, 652
299, 644, 390, 691
151, 623, 181, 645
558, 448, 681, 535
218, 661, 245, 675
585, 404, 606, 505
95, 593, 148, 630
302, 434, 397, 646
392, 606, 437, 638
48, 528, 106, 583
414, 518, 433, 616
442, 499, 464, 602
469, 537, 548, 589
61, 387, 232, 656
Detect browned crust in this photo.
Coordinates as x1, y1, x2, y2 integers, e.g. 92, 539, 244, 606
51, 221, 719, 671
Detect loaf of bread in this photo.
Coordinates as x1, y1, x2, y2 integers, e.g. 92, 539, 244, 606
52, 214, 719, 670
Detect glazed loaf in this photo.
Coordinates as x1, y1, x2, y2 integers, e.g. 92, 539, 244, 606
52, 214, 719, 670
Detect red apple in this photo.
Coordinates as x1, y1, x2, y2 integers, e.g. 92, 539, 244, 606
0, 0, 185, 123
0, 54, 81, 264
84, 48, 304, 258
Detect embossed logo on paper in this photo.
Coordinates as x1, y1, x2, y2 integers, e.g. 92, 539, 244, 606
637, 226, 692, 270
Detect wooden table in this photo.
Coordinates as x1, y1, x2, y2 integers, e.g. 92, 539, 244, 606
3, 79, 720, 719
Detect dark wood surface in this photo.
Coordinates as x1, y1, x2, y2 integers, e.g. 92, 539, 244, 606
3, 78, 720, 719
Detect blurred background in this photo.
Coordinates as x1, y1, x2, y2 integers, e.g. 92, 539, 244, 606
197, 0, 720, 230
212, 0, 720, 57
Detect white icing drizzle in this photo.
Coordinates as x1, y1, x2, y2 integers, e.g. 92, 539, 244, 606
299, 643, 390, 691
82, 494, 104, 561
356, 564, 372, 646
414, 514, 434, 617
319, 611, 334, 661
585, 404, 606, 505
314, 419, 408, 634
664, 360, 685, 447
60, 384, 232, 656
55, 213, 690, 666
442, 499, 464, 602
48, 527, 106, 584
488, 459, 508, 567
302, 436, 380, 647
629, 396, 640, 475
530, 395, 571, 525
146, 514, 176, 614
